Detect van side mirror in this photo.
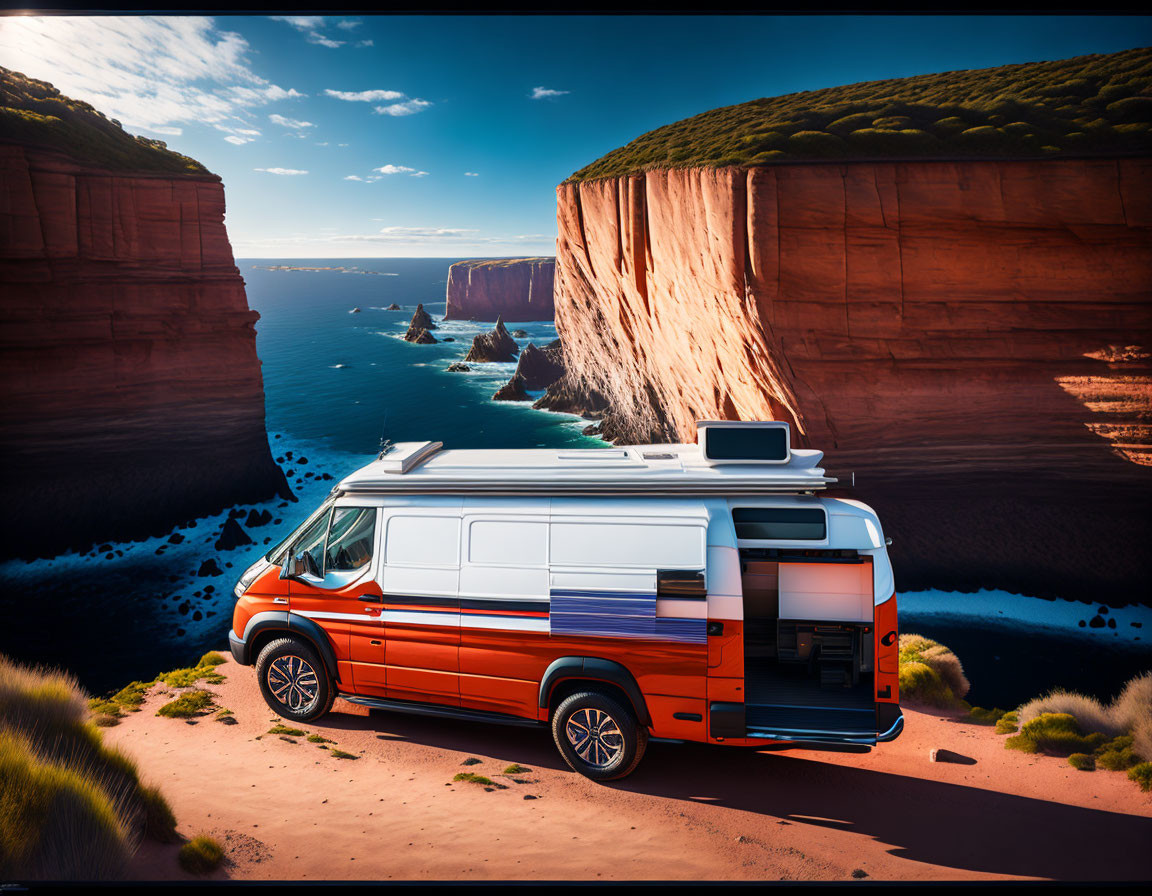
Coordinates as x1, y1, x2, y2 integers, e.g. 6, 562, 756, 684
281, 551, 320, 580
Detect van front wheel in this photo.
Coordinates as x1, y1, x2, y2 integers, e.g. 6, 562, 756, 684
255, 636, 335, 723
552, 691, 648, 781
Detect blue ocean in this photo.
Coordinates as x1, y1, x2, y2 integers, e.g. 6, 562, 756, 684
0, 257, 1147, 706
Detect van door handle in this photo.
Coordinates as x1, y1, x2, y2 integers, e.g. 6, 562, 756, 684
273, 598, 287, 605
358, 594, 383, 604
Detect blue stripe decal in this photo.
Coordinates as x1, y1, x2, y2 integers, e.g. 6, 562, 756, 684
548, 589, 705, 644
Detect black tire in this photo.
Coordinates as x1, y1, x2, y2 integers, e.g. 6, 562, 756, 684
255, 636, 335, 723
551, 690, 648, 781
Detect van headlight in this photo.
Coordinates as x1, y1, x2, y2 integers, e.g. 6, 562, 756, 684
234, 558, 271, 598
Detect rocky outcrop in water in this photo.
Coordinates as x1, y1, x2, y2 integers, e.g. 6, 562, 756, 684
493, 340, 566, 401
553, 159, 1152, 600
464, 317, 519, 362
0, 68, 290, 557
445, 258, 555, 321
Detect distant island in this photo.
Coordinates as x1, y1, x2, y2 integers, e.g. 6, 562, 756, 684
251, 265, 397, 275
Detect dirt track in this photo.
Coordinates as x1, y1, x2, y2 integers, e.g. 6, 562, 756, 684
106, 655, 1152, 882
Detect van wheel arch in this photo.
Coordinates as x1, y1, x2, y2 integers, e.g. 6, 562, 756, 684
539, 657, 651, 727
244, 614, 341, 686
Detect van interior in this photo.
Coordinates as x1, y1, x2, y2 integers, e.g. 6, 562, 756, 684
740, 548, 876, 739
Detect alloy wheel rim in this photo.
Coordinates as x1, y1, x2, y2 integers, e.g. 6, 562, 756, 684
565, 707, 624, 768
267, 655, 319, 711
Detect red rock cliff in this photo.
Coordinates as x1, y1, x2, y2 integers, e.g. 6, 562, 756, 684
554, 161, 1152, 599
0, 142, 288, 557
445, 258, 555, 321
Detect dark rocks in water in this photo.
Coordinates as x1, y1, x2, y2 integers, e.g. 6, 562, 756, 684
463, 317, 519, 363
197, 558, 222, 577
168, 533, 184, 545
409, 303, 436, 331
1089, 615, 1106, 628
320, 473, 333, 481
214, 517, 253, 552
349, 307, 361, 314
493, 374, 530, 401
297, 456, 308, 464
442, 337, 455, 342
405, 326, 437, 344
229, 507, 245, 519
386, 303, 401, 311
245, 508, 273, 528
447, 362, 471, 372
512, 329, 529, 338
533, 372, 611, 419
514, 342, 565, 390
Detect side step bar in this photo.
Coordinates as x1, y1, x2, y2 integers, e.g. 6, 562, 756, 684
338, 693, 542, 728
745, 712, 904, 747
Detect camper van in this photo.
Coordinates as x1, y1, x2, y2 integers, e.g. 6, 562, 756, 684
229, 421, 902, 780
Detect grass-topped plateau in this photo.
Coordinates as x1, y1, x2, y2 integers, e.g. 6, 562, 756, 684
0, 65, 210, 175
568, 47, 1152, 181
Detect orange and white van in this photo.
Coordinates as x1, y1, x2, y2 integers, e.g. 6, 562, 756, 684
229, 421, 902, 780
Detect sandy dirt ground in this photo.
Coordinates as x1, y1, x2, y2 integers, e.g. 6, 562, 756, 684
104, 655, 1152, 883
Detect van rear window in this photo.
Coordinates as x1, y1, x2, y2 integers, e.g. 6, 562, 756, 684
733, 508, 826, 540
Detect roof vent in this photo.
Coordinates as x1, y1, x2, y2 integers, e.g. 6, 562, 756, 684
697, 421, 791, 465
375, 441, 443, 474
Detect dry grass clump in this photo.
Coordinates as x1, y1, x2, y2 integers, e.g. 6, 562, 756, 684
1129, 762, 1152, 792
1018, 671, 1152, 747
898, 634, 970, 708
156, 690, 214, 719
178, 835, 223, 874
0, 654, 177, 880
1005, 712, 1109, 756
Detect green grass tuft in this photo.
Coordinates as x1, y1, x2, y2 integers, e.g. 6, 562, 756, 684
995, 716, 1020, 735
156, 690, 214, 719
460, 757, 482, 766
1128, 762, 1152, 792
966, 706, 1008, 726
1005, 712, 1109, 756
178, 835, 223, 874
330, 749, 359, 760
1095, 735, 1141, 771
1068, 752, 1095, 771
454, 772, 495, 786
503, 764, 530, 775
267, 724, 306, 737
197, 652, 226, 668
306, 734, 333, 744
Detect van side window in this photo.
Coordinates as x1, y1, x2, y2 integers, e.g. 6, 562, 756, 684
732, 508, 826, 540
326, 508, 376, 572
293, 509, 331, 574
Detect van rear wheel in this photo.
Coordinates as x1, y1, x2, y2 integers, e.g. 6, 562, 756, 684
255, 636, 335, 723
552, 691, 647, 781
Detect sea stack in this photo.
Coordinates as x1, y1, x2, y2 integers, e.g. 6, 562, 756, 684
550, 48, 1152, 600
445, 258, 555, 321
0, 66, 290, 558
463, 317, 520, 362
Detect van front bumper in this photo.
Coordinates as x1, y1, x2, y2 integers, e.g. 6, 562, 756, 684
228, 629, 249, 666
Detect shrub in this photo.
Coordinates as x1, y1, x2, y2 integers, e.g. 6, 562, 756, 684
503, 764, 530, 775
140, 785, 178, 843
1006, 712, 1109, 756
898, 635, 969, 707
197, 652, 226, 668
178, 835, 223, 874
156, 690, 213, 719
787, 130, 845, 157
1109, 672, 1152, 736
306, 734, 332, 744
967, 706, 1007, 726
1018, 689, 1124, 738
1095, 735, 1140, 771
267, 724, 305, 737
1133, 718, 1152, 764
330, 749, 359, 760
995, 716, 1019, 735
453, 772, 495, 786
1068, 752, 1095, 771
1128, 762, 1152, 792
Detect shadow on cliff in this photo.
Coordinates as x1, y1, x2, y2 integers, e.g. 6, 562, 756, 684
322, 704, 1151, 880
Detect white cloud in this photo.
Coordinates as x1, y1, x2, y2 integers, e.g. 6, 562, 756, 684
344, 175, 365, 181
378, 227, 476, 237
336, 20, 362, 30
225, 135, 253, 145
0, 16, 304, 134
269, 113, 315, 129
464, 171, 479, 176
255, 167, 308, 175
375, 99, 432, 117
270, 16, 324, 30
531, 86, 570, 99
373, 164, 429, 177
325, 88, 404, 102
308, 32, 344, 48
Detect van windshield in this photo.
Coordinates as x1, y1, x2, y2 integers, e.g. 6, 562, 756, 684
264, 496, 336, 565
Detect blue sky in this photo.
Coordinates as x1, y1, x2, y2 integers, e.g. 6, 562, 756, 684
1, 14, 1149, 257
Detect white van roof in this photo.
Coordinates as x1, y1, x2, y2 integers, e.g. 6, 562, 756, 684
337, 424, 836, 497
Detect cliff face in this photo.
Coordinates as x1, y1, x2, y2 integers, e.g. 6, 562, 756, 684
445, 258, 555, 321
554, 160, 1152, 599
0, 142, 288, 557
